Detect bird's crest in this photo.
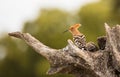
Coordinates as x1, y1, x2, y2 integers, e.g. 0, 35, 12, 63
63, 24, 81, 34
69, 24, 81, 31
69, 24, 81, 36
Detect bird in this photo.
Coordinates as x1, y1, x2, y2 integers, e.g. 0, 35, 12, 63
68, 24, 86, 50
63, 24, 98, 51
66, 24, 98, 52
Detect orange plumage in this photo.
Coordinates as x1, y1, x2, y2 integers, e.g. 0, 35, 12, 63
69, 24, 82, 36
69, 24, 86, 49
68, 24, 98, 51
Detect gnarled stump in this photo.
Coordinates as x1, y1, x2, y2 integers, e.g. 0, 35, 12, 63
8, 23, 120, 77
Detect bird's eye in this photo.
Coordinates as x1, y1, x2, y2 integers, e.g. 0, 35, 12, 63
71, 27, 74, 29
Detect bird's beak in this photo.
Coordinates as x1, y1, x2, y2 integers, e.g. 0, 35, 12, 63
63, 29, 69, 33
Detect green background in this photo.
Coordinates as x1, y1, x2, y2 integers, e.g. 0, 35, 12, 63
0, 0, 120, 77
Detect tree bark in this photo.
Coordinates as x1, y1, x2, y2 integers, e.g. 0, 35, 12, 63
8, 23, 120, 77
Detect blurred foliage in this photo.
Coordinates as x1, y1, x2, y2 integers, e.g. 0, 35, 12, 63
23, 9, 73, 49
0, 9, 74, 77
0, 0, 120, 77
78, 0, 111, 42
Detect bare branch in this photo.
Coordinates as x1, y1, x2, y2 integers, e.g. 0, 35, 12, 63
8, 24, 120, 77
8, 32, 57, 59
105, 23, 120, 72
67, 39, 93, 65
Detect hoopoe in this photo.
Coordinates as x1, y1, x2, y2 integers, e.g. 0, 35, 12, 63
69, 24, 86, 50
68, 24, 98, 51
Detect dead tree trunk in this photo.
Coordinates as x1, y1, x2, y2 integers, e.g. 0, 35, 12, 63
8, 23, 120, 77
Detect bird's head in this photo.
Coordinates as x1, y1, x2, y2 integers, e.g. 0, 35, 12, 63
69, 24, 81, 35
69, 24, 81, 32
63, 24, 82, 35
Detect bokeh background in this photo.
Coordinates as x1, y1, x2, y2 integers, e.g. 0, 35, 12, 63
0, 0, 120, 77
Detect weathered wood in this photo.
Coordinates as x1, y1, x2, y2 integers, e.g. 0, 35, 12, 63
8, 23, 120, 77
